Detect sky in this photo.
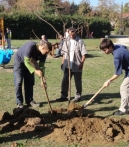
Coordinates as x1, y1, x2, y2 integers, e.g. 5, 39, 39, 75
68, 0, 129, 7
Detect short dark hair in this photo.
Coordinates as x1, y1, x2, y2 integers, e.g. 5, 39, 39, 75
68, 27, 76, 33
99, 38, 114, 50
39, 40, 52, 51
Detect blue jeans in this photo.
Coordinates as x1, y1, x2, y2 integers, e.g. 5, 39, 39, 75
14, 63, 34, 105
56, 48, 61, 56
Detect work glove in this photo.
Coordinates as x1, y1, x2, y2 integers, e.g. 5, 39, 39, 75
103, 79, 111, 87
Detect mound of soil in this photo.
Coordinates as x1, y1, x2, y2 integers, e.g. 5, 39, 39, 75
0, 107, 129, 146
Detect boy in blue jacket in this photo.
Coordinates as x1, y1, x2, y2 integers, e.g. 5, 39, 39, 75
100, 38, 129, 115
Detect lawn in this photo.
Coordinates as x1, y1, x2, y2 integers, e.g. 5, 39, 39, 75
0, 38, 129, 147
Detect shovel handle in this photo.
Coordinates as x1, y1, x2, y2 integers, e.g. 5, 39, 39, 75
83, 86, 105, 108
41, 77, 53, 114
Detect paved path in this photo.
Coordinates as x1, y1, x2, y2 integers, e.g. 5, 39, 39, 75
114, 38, 129, 46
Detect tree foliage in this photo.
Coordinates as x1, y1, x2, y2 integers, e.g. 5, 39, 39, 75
69, 2, 78, 15
123, 2, 129, 13
96, 0, 120, 27
13, 0, 43, 13
78, 0, 92, 16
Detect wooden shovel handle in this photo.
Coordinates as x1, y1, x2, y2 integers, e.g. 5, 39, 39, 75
83, 86, 105, 108
41, 77, 53, 113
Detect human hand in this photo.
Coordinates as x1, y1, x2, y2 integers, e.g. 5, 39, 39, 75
103, 79, 111, 87
35, 70, 42, 77
78, 62, 84, 70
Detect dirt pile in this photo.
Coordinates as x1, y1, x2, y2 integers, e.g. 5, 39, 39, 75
0, 107, 129, 146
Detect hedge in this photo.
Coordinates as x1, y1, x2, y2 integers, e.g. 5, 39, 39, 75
0, 12, 111, 39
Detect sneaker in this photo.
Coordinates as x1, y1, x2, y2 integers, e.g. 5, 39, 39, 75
56, 97, 68, 102
71, 97, 81, 102
30, 101, 40, 107
17, 103, 23, 108
53, 55, 60, 58
113, 110, 129, 115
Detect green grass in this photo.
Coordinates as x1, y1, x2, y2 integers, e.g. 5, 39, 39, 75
0, 38, 129, 147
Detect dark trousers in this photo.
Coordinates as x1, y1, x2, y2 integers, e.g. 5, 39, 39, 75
61, 68, 82, 98
14, 63, 34, 105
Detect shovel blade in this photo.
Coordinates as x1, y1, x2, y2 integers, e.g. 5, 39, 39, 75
67, 102, 84, 116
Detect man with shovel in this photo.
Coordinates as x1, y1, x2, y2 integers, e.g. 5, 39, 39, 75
56, 27, 87, 102
100, 38, 129, 115
14, 40, 52, 108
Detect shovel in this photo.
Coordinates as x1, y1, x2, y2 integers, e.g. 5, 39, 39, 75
41, 77, 53, 114
83, 85, 105, 108
68, 86, 105, 114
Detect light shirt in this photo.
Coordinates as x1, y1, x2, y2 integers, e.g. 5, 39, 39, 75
70, 39, 76, 69
65, 32, 69, 38
62, 36, 87, 72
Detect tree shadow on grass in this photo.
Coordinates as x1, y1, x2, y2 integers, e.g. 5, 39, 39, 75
0, 129, 53, 144
46, 93, 120, 108
86, 53, 101, 58
81, 92, 120, 105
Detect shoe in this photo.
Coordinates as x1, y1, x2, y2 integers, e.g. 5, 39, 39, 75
113, 110, 129, 115
30, 101, 40, 107
17, 103, 23, 108
53, 55, 60, 58
71, 97, 81, 102
56, 97, 68, 102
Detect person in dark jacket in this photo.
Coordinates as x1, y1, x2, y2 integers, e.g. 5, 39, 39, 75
14, 40, 52, 108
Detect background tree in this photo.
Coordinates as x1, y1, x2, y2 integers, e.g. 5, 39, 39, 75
12, 0, 43, 13
96, 0, 120, 27
0, 0, 10, 11
57, 0, 70, 15
78, 0, 92, 16
43, 0, 57, 14
69, 2, 78, 15
123, 2, 129, 13
0, 5, 4, 12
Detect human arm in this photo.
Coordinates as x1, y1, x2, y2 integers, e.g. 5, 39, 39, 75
39, 61, 47, 89
78, 40, 87, 70
79, 54, 86, 70
103, 74, 120, 87
61, 54, 65, 69
24, 57, 42, 77
60, 40, 67, 69
103, 59, 121, 87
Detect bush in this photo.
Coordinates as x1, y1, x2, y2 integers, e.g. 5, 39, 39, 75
0, 12, 112, 39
